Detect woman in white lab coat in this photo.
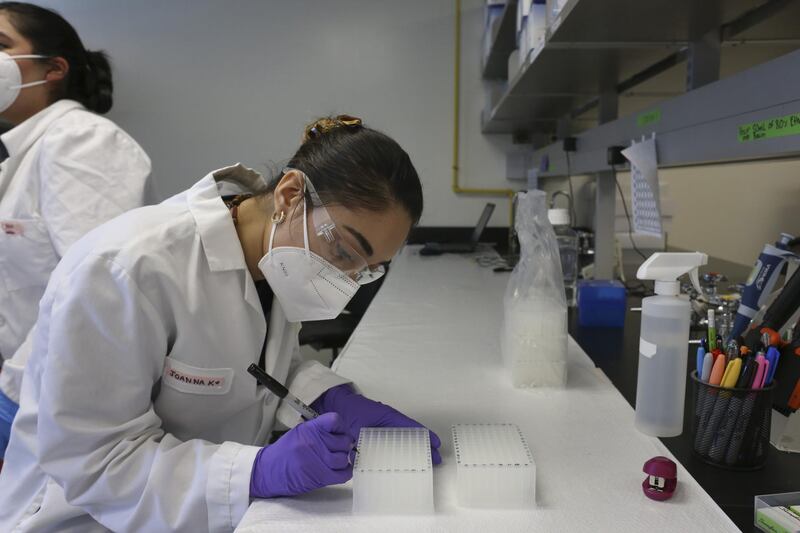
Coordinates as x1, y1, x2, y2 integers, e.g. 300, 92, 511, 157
0, 2, 152, 459
0, 115, 441, 532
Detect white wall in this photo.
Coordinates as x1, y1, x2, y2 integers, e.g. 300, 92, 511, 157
541, 45, 800, 268
541, 159, 800, 268
35, 0, 516, 227
639, 161, 800, 265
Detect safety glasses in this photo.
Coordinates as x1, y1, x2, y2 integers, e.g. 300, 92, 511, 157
285, 168, 385, 285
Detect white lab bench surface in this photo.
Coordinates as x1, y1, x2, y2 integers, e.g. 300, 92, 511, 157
236, 246, 739, 533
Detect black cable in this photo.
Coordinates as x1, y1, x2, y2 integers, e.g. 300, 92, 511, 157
611, 164, 653, 296
612, 163, 648, 261
565, 150, 577, 227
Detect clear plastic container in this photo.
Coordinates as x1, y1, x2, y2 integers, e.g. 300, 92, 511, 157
452, 423, 536, 508
501, 191, 568, 389
549, 207, 578, 307
352, 427, 434, 515
755, 492, 800, 532
502, 298, 568, 387
548, 0, 569, 25
634, 295, 691, 437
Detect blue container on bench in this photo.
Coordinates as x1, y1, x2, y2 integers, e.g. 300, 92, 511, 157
577, 280, 626, 327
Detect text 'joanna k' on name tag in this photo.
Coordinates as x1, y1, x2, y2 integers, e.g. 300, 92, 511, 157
162, 357, 234, 395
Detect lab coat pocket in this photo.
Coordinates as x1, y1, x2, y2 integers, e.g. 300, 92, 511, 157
162, 357, 234, 395
0, 217, 58, 292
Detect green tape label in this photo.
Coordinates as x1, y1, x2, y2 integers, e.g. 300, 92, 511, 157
637, 109, 661, 127
738, 112, 800, 142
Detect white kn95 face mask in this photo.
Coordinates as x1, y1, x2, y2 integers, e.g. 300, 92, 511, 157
0, 52, 50, 112
257, 175, 361, 323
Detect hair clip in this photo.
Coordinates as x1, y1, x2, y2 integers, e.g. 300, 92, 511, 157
336, 115, 362, 128
305, 115, 363, 142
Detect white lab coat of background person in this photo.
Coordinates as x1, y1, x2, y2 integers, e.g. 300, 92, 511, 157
0, 99, 152, 403
0, 164, 352, 533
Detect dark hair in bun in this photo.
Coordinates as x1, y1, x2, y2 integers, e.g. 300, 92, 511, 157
0, 2, 113, 114
261, 115, 423, 225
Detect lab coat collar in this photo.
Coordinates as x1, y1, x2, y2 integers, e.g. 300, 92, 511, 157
188, 163, 270, 316
1, 99, 83, 158
187, 163, 269, 273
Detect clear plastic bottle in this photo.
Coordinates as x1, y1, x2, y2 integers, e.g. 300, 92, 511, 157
548, 207, 578, 307
634, 252, 708, 437
635, 295, 692, 436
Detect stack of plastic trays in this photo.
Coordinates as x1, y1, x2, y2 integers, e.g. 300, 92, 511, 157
352, 427, 434, 514
452, 423, 536, 508
502, 300, 568, 388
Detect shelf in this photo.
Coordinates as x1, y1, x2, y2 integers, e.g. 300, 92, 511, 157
549, 0, 762, 44
481, 0, 800, 135
483, 46, 679, 134
477, 0, 800, 281
481, 1, 518, 79
530, 49, 800, 177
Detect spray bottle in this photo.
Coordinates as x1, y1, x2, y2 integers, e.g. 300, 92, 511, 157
730, 233, 796, 341
635, 252, 708, 437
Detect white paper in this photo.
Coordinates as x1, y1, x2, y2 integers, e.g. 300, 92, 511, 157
622, 136, 662, 236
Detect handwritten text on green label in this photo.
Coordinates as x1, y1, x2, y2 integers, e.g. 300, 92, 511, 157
738, 112, 800, 142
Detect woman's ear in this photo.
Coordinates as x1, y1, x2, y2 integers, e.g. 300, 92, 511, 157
44, 56, 68, 83
272, 170, 305, 220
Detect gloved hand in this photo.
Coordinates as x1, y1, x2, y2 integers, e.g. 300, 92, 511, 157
250, 412, 354, 499
0, 389, 19, 460
312, 384, 442, 464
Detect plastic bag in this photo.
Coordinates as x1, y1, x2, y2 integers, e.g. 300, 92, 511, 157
501, 191, 568, 387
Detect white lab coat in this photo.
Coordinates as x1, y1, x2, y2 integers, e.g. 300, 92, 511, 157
0, 164, 351, 533
0, 99, 151, 402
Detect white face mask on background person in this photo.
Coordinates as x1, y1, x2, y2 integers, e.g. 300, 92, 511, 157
0, 52, 50, 113
258, 181, 361, 323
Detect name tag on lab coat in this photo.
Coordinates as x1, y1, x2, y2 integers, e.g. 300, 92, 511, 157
162, 357, 234, 395
1, 221, 24, 235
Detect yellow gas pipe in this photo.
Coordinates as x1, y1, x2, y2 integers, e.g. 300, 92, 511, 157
452, 0, 517, 230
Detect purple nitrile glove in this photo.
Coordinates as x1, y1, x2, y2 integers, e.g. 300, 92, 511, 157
250, 412, 354, 499
312, 384, 442, 465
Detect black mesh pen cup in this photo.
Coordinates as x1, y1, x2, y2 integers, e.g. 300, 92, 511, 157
690, 370, 774, 470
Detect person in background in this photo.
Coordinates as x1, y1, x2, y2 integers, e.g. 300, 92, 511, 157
0, 115, 440, 532
0, 1, 152, 465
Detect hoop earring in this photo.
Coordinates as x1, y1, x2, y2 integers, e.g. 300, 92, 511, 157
271, 211, 286, 224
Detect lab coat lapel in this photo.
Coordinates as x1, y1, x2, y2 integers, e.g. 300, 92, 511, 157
1, 100, 83, 158
242, 271, 264, 316
0, 100, 83, 202
186, 164, 269, 317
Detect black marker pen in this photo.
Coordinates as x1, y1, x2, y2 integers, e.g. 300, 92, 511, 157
247, 364, 359, 458
247, 364, 319, 420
